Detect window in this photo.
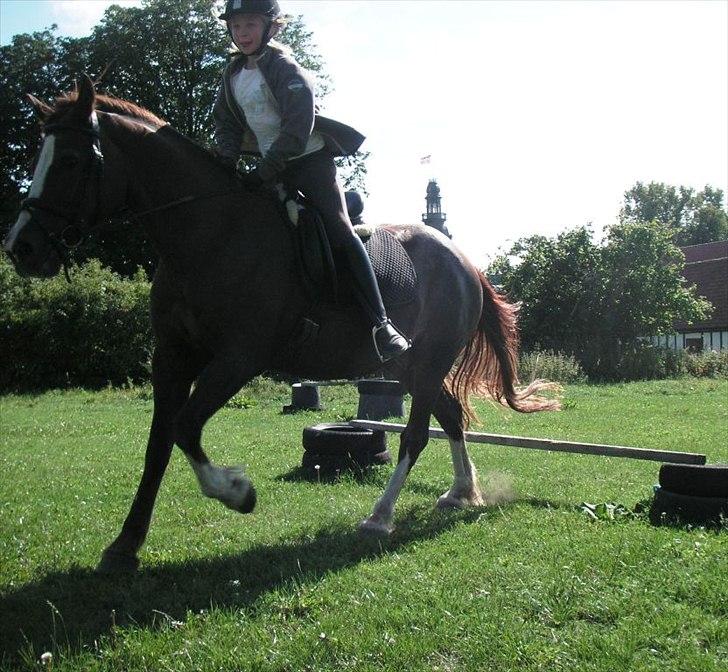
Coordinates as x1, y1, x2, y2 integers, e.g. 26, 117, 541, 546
685, 337, 703, 353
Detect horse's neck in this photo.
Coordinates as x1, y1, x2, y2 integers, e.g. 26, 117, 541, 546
102, 115, 233, 269
100, 113, 290, 282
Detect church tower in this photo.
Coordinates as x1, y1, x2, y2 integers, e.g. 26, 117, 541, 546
422, 179, 451, 238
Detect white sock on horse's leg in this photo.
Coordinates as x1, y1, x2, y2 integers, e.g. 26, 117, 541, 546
359, 455, 412, 534
187, 457, 256, 513
437, 438, 484, 508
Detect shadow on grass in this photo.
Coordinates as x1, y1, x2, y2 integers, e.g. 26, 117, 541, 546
277, 465, 383, 484
0, 503, 503, 666
276, 467, 447, 500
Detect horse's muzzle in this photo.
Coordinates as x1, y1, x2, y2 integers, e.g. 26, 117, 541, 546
3, 216, 62, 278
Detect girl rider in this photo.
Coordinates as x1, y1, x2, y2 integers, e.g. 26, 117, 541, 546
213, 0, 410, 363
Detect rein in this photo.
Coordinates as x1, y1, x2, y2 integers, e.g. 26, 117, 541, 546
105, 190, 239, 230
21, 112, 241, 280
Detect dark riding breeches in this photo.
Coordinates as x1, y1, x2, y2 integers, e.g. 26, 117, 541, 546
278, 149, 409, 354
280, 149, 356, 250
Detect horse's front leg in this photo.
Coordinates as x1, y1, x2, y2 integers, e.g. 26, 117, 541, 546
98, 343, 199, 573
174, 350, 260, 514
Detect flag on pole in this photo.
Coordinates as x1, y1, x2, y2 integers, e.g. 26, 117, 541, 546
420, 155, 431, 164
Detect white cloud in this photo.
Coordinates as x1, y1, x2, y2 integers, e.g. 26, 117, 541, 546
48, 1, 142, 37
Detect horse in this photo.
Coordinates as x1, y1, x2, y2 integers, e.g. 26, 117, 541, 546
3, 76, 558, 572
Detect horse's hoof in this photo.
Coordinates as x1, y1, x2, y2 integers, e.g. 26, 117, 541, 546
358, 516, 393, 536
215, 466, 256, 514
96, 550, 140, 574
437, 493, 467, 509
234, 482, 256, 514
437, 490, 484, 509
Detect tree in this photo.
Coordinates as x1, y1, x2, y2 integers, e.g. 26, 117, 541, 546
0, 0, 369, 275
86, 0, 228, 142
488, 226, 604, 354
620, 181, 728, 246
602, 221, 708, 341
490, 220, 710, 378
0, 28, 87, 225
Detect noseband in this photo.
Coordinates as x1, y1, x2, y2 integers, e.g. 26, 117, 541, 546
20, 112, 104, 278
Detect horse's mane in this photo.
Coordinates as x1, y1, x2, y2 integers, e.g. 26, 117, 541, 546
49, 91, 166, 128
48, 90, 235, 175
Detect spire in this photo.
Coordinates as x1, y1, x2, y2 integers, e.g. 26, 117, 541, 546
421, 179, 451, 238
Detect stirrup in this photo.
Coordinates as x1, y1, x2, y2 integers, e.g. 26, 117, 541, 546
372, 320, 411, 363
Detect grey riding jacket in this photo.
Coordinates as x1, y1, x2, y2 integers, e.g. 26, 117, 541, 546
213, 45, 365, 181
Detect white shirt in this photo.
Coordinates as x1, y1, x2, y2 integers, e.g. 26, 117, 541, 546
231, 66, 324, 158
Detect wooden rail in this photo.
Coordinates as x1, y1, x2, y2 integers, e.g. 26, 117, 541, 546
297, 379, 368, 387
349, 420, 707, 465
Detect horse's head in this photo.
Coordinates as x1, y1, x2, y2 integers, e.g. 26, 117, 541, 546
3, 75, 107, 278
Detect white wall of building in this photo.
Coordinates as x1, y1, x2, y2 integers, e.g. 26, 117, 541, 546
650, 331, 728, 351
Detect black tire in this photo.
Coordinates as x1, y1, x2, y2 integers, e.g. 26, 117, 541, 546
659, 463, 728, 498
651, 486, 728, 525
357, 379, 405, 396
302, 423, 386, 456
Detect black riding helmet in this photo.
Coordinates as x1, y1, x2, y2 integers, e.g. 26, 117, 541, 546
220, 0, 281, 55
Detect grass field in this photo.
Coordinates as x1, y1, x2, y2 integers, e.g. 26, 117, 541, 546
1, 378, 727, 671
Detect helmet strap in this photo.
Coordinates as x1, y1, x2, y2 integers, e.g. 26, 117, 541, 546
252, 19, 273, 55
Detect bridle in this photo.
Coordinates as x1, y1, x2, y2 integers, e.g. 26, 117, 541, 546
17, 111, 240, 281
20, 112, 105, 278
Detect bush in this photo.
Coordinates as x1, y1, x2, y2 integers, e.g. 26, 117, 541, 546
683, 349, 728, 378
519, 350, 587, 384
0, 256, 152, 390
608, 342, 673, 381
575, 341, 727, 382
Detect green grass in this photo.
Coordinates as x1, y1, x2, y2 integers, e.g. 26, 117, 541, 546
1, 379, 727, 671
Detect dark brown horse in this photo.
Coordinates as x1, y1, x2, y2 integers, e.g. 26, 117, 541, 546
3, 76, 557, 572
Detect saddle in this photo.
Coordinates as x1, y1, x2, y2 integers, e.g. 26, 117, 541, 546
277, 189, 417, 355
278, 189, 417, 309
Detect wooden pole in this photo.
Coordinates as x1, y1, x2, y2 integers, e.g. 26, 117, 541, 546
349, 420, 707, 465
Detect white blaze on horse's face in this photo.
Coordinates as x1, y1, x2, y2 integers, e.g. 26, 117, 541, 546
30, 134, 57, 198
3, 135, 56, 250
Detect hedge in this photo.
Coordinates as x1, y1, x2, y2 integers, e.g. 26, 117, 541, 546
1, 254, 726, 391
0, 256, 152, 390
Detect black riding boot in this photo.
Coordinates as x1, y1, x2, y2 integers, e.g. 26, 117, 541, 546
341, 238, 411, 362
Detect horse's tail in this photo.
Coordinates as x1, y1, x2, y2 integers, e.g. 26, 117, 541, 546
446, 270, 560, 427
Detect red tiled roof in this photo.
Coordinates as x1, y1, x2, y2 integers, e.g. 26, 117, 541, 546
676, 241, 728, 331
682, 240, 728, 263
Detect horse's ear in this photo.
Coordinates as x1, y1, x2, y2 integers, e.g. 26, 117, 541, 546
26, 94, 53, 120
73, 73, 96, 119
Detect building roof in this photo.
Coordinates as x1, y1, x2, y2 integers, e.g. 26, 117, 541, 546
675, 241, 728, 331
681, 240, 728, 263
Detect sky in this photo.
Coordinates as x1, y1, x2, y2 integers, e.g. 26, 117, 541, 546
1, 0, 727, 267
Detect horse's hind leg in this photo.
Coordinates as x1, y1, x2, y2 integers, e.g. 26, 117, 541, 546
174, 351, 259, 513
98, 344, 198, 572
359, 376, 442, 535
433, 387, 484, 509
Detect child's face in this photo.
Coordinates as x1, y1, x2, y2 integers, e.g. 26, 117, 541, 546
229, 14, 269, 55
